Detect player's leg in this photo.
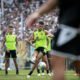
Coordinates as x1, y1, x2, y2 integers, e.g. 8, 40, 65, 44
37, 66, 41, 76
42, 54, 49, 75
5, 51, 10, 75
29, 52, 42, 71
5, 59, 9, 75
73, 60, 80, 76
51, 55, 65, 80
13, 59, 19, 74
27, 52, 43, 77
32, 51, 41, 76
47, 52, 52, 75
36, 55, 41, 76
11, 50, 19, 75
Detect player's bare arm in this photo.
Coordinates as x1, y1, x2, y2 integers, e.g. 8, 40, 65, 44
16, 36, 18, 54
27, 33, 34, 47
2, 37, 6, 51
16, 36, 18, 47
37, 0, 57, 15
32, 36, 39, 43
47, 37, 49, 47
45, 30, 54, 38
26, 0, 57, 26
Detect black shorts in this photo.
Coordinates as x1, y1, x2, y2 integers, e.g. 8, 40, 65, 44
35, 47, 46, 56
51, 24, 80, 60
5, 50, 17, 59
46, 51, 50, 59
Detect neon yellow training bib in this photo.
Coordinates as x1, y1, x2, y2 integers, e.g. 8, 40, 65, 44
34, 30, 47, 49
5, 34, 16, 50
44, 37, 52, 53
47, 37, 52, 51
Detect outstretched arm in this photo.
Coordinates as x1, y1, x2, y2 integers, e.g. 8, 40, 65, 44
37, 0, 57, 15
26, 0, 57, 27
45, 30, 54, 38
27, 34, 35, 47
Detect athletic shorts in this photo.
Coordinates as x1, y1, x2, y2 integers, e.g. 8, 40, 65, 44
46, 51, 51, 59
51, 24, 80, 60
5, 50, 17, 59
35, 47, 46, 56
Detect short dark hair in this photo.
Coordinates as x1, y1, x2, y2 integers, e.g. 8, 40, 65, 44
39, 21, 44, 25
9, 26, 13, 28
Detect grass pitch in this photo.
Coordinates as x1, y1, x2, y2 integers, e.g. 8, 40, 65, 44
0, 70, 79, 80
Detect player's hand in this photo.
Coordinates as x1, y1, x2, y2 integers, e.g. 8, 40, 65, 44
47, 34, 54, 38
26, 12, 40, 27
47, 35, 50, 37
1, 44, 3, 49
6, 48, 10, 53
32, 44, 35, 47
16, 50, 18, 54
32, 40, 35, 43
36, 37, 39, 40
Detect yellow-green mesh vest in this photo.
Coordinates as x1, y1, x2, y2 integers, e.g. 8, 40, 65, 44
5, 34, 16, 50
44, 37, 52, 53
47, 37, 52, 51
34, 30, 47, 49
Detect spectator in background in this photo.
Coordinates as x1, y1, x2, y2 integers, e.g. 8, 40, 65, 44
1, 0, 58, 44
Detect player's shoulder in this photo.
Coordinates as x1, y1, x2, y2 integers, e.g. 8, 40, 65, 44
44, 30, 49, 33
12, 34, 17, 37
33, 30, 38, 34
34, 29, 38, 32
44, 29, 49, 31
44, 30, 47, 32
12, 33, 16, 35
5, 33, 9, 37
5, 33, 8, 36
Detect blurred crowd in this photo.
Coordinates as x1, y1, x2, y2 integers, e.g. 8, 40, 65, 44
0, 0, 59, 52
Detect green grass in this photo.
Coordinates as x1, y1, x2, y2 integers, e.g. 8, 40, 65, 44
0, 70, 79, 80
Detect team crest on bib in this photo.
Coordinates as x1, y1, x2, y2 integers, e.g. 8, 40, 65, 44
13, 36, 15, 38
41, 33, 43, 35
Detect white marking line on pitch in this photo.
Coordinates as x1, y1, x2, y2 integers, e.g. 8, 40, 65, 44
65, 74, 75, 76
